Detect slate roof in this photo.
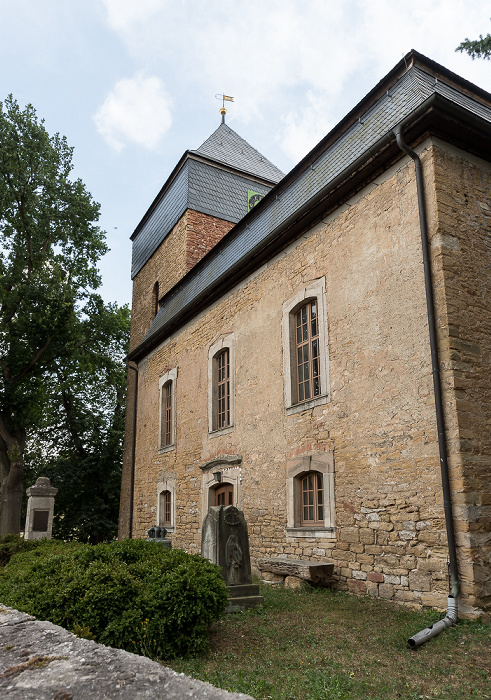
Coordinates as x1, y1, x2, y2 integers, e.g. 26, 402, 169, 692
129, 51, 491, 361
130, 123, 284, 278
191, 123, 285, 183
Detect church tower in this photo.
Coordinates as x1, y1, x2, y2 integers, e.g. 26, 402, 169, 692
129, 118, 284, 351
120, 114, 284, 538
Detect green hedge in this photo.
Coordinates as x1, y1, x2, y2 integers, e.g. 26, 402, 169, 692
0, 538, 228, 659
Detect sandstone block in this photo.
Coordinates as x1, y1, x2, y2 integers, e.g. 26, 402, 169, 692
409, 571, 432, 592
378, 584, 394, 599
367, 571, 384, 583
284, 576, 304, 589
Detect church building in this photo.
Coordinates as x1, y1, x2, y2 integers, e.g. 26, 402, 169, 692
119, 51, 491, 618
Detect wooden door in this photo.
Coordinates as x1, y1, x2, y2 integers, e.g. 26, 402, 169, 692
214, 483, 233, 506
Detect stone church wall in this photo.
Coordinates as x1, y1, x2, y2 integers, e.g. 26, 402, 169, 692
123, 140, 490, 615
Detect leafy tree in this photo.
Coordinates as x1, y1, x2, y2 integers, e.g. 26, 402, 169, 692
24, 298, 130, 543
0, 94, 125, 536
456, 27, 491, 60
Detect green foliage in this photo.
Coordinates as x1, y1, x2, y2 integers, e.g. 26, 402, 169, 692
0, 94, 129, 536
23, 299, 130, 543
0, 539, 229, 659
456, 27, 491, 60
0, 534, 39, 566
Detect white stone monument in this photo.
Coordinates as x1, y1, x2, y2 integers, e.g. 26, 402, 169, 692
24, 477, 58, 540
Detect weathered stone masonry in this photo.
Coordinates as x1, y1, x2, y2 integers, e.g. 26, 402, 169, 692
120, 53, 491, 617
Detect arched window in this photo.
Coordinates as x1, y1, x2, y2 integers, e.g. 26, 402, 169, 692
159, 490, 172, 526
159, 368, 177, 451
157, 476, 176, 532
216, 349, 230, 430
282, 278, 330, 415
285, 452, 335, 536
161, 380, 173, 447
208, 335, 234, 433
295, 300, 320, 403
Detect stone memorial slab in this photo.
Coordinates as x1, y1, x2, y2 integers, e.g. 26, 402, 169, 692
201, 506, 263, 612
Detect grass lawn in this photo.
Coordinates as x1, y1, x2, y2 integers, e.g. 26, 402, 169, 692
166, 583, 491, 700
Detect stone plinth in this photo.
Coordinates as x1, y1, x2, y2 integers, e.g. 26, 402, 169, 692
24, 477, 57, 540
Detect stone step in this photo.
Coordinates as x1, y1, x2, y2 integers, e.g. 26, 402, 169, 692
225, 595, 265, 613
227, 584, 260, 598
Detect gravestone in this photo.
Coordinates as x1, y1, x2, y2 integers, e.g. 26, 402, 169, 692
24, 477, 58, 540
201, 505, 264, 612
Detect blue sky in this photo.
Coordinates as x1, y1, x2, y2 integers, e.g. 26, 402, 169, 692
1, 0, 490, 308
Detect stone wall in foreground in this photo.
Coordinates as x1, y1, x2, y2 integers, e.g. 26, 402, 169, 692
0, 605, 252, 700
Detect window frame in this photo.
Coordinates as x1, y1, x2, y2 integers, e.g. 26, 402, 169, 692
157, 474, 176, 533
200, 455, 242, 517
208, 335, 235, 434
300, 471, 324, 526
158, 368, 177, 452
282, 278, 330, 415
285, 452, 335, 538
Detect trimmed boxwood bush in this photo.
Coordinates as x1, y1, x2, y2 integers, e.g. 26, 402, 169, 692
0, 539, 229, 659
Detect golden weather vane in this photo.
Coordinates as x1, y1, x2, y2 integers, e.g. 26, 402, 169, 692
215, 94, 234, 123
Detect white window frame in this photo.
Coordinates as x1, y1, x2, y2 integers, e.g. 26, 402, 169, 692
208, 334, 235, 435
282, 277, 330, 415
158, 367, 177, 452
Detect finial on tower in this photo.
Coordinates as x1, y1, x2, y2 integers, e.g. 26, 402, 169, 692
215, 94, 234, 124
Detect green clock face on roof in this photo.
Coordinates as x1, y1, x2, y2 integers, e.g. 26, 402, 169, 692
248, 190, 264, 212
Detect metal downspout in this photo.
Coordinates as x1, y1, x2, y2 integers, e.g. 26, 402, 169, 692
126, 362, 138, 539
393, 126, 460, 647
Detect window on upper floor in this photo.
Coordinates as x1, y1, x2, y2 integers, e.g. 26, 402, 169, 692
159, 368, 177, 451
300, 471, 324, 526
282, 278, 330, 415
208, 335, 235, 434
152, 281, 159, 318
216, 349, 230, 430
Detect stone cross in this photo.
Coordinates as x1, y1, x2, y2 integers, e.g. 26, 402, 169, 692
24, 477, 58, 540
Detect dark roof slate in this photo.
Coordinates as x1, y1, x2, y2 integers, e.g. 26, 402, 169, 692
191, 123, 285, 183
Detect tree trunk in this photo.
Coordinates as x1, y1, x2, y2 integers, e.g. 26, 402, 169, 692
0, 423, 26, 537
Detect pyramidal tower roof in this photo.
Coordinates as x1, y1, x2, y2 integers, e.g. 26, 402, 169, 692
191, 122, 284, 184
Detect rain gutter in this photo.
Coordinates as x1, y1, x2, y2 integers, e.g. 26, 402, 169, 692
126, 362, 138, 539
393, 125, 460, 648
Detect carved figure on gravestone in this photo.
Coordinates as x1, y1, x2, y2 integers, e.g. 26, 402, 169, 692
226, 532, 242, 585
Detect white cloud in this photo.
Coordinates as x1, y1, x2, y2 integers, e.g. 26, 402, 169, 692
93, 74, 172, 151
99, 0, 491, 164
279, 92, 334, 163
102, 0, 162, 34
